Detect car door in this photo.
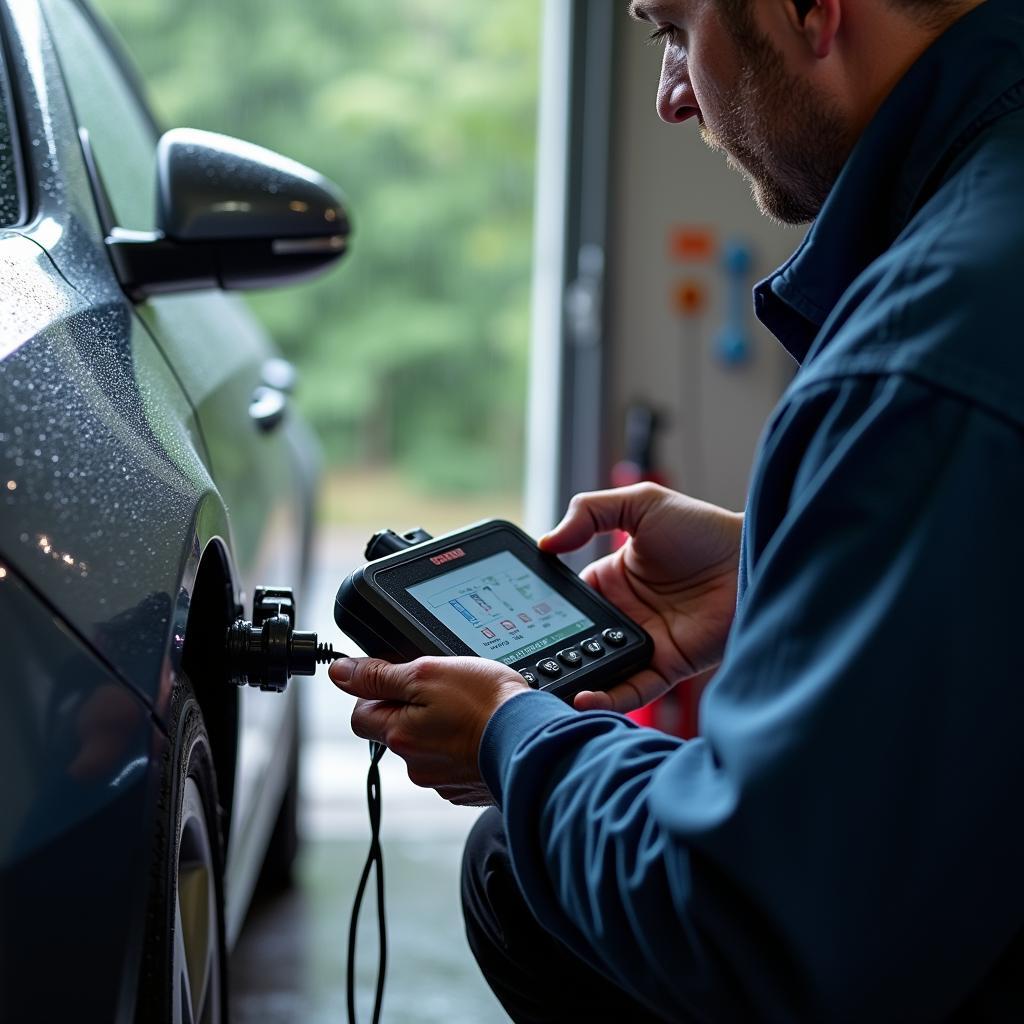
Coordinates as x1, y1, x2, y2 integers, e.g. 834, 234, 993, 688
38, 0, 318, 915
0, 10, 242, 1016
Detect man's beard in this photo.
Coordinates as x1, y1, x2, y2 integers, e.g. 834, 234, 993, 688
701, 15, 852, 225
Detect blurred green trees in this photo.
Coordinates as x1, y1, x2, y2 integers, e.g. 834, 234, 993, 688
96, 0, 539, 497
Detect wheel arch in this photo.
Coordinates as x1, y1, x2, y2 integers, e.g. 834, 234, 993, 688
179, 534, 241, 849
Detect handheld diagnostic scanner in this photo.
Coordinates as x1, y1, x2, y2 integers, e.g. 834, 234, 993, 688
334, 519, 653, 701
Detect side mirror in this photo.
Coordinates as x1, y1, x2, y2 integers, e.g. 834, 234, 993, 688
102, 128, 351, 300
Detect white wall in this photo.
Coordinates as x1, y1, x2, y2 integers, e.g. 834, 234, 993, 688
605, 12, 804, 511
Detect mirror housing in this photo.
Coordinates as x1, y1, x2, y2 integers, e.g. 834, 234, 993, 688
104, 128, 351, 300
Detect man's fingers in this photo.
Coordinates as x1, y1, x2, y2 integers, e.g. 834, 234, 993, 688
579, 553, 617, 593
573, 668, 672, 714
350, 697, 403, 744
538, 483, 668, 554
330, 656, 423, 702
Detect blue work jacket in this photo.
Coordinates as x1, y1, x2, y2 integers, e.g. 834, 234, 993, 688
480, 0, 1024, 1019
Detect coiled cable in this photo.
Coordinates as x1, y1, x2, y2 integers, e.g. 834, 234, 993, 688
347, 740, 388, 1024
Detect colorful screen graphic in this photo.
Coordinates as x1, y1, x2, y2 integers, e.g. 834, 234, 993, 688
406, 550, 593, 665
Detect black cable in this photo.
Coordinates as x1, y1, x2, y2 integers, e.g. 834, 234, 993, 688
226, 630, 390, 1019
347, 739, 388, 1024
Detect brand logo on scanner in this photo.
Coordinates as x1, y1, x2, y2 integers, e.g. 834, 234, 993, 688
430, 547, 466, 566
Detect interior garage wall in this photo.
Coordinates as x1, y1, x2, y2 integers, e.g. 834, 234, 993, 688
604, 10, 805, 512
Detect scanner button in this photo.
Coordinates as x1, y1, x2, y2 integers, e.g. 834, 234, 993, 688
582, 638, 605, 657
557, 647, 583, 667
520, 669, 539, 688
537, 658, 562, 677
602, 627, 628, 647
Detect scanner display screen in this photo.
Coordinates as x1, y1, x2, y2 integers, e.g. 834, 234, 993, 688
405, 550, 593, 665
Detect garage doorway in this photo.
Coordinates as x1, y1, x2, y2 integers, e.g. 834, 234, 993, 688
95, 0, 541, 543
91, 2, 550, 1020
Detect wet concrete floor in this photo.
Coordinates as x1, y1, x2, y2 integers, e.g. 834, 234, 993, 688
230, 835, 507, 1023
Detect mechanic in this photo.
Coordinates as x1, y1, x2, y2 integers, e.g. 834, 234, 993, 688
330, 0, 1024, 1018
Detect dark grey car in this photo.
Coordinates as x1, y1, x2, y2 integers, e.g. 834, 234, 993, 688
0, 1, 349, 1019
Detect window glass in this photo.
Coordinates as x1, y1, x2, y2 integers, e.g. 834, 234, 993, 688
0, 48, 22, 227
42, 0, 156, 230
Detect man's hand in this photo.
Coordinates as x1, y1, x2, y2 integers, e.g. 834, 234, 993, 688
540, 483, 742, 713
329, 655, 528, 805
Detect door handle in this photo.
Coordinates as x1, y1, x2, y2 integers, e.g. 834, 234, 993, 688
249, 386, 288, 432
261, 357, 297, 394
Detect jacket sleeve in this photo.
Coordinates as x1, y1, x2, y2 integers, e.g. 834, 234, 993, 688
479, 373, 1024, 1023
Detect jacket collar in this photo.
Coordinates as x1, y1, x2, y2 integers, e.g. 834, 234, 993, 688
754, 0, 1024, 363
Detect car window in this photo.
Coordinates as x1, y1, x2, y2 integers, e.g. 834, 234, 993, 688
0, 45, 23, 226
41, 0, 157, 231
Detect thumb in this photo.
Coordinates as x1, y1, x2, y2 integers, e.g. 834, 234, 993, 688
539, 484, 666, 554
329, 657, 415, 702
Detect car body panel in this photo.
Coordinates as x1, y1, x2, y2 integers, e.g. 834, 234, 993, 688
0, 225, 218, 708
138, 292, 312, 866
38, 0, 321, 862
1, 0, 225, 711
0, 0, 321, 1002
0, 563, 163, 1024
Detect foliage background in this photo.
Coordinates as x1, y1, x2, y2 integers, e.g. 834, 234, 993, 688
95, 0, 539, 512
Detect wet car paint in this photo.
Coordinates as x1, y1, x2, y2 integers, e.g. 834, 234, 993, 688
0, 228, 223, 709
0, 567, 161, 1023
0, 0, 319, 1012
138, 291, 313, 882
1, 0, 224, 707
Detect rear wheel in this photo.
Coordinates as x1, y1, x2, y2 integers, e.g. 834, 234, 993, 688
138, 678, 227, 1024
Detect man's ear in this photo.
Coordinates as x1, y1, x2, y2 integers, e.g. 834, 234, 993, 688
785, 0, 841, 58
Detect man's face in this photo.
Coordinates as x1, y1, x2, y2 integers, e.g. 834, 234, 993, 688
635, 0, 852, 224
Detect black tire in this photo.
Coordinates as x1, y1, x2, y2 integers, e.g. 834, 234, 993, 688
137, 677, 228, 1024
256, 697, 300, 894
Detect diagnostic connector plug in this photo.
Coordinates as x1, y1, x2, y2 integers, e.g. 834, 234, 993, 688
225, 586, 342, 691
